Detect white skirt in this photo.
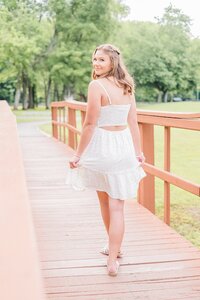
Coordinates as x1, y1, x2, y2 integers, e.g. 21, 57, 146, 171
66, 127, 146, 200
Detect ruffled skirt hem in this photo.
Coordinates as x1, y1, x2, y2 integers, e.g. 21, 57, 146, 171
66, 165, 146, 200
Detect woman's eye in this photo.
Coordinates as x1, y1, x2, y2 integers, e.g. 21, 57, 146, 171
92, 57, 104, 62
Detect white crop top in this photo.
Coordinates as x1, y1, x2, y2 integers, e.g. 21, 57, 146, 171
95, 80, 131, 127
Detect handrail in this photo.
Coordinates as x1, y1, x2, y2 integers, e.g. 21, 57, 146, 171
0, 101, 46, 300
137, 109, 200, 119
51, 100, 200, 225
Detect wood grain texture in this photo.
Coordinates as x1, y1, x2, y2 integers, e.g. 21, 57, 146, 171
18, 121, 200, 300
0, 102, 46, 300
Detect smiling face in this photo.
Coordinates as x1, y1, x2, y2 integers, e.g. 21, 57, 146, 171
91, 44, 134, 94
92, 49, 112, 77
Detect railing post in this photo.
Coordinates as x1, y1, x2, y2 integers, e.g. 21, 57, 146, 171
58, 108, 62, 141
63, 107, 66, 144
138, 123, 155, 213
68, 107, 76, 149
81, 111, 86, 127
51, 106, 58, 139
164, 126, 171, 225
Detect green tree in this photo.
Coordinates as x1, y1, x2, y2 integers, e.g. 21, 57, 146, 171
156, 5, 192, 101
0, 0, 128, 108
43, 0, 128, 105
0, 1, 52, 109
112, 5, 194, 102
185, 38, 200, 99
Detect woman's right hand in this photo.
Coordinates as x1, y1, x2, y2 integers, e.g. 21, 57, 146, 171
69, 155, 80, 169
136, 152, 145, 165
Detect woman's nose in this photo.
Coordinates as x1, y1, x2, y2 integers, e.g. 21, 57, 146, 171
93, 60, 99, 67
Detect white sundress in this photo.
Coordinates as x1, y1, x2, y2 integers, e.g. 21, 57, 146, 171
66, 80, 146, 200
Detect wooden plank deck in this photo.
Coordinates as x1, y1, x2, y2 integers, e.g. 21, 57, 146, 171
18, 122, 200, 300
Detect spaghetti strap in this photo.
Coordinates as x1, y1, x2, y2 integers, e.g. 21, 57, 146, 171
95, 80, 112, 104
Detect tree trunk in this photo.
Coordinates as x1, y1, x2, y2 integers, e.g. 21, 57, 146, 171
157, 92, 162, 103
13, 79, 21, 110
22, 74, 28, 110
53, 84, 56, 101
64, 87, 74, 101
163, 91, 168, 103
45, 77, 51, 109
24, 89, 29, 109
62, 84, 67, 100
54, 84, 59, 101
28, 83, 34, 109
32, 84, 37, 107
27, 83, 36, 109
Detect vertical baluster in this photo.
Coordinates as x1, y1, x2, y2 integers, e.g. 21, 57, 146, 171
63, 107, 66, 144
138, 123, 155, 214
68, 107, 76, 149
81, 111, 86, 126
51, 106, 58, 139
58, 108, 61, 141
164, 126, 171, 225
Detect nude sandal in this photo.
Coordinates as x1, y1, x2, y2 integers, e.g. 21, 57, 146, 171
107, 261, 120, 276
100, 245, 123, 258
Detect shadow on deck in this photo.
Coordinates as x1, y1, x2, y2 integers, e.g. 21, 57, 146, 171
18, 121, 200, 300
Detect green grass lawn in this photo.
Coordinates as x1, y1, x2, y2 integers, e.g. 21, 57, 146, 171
12, 106, 51, 123
154, 126, 200, 247
136, 100, 200, 112
14, 101, 200, 248
137, 101, 200, 247
12, 106, 49, 114
135, 101, 200, 247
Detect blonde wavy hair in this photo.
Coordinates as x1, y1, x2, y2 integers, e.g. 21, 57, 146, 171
92, 44, 135, 95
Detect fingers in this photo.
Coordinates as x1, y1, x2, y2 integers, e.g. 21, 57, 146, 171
68, 154, 80, 169
69, 161, 79, 169
69, 162, 75, 169
69, 162, 74, 169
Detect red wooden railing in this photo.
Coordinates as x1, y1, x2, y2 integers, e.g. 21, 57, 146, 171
51, 100, 200, 225
0, 101, 46, 300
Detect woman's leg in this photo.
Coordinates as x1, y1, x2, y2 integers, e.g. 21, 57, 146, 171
96, 191, 110, 234
108, 197, 125, 268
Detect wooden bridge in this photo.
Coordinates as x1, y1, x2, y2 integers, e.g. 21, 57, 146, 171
1, 100, 200, 300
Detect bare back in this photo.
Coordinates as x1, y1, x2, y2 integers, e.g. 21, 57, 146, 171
97, 78, 132, 131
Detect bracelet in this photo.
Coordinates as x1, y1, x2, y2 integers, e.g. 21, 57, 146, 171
136, 152, 144, 158
74, 154, 81, 158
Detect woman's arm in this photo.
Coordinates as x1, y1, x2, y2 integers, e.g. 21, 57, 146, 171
127, 95, 144, 162
69, 80, 102, 165
75, 81, 101, 157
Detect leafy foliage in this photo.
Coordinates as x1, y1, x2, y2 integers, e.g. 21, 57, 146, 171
112, 5, 200, 102
0, 0, 127, 108
0, 2, 200, 107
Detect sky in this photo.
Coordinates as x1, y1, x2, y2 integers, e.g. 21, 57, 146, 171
124, 0, 200, 38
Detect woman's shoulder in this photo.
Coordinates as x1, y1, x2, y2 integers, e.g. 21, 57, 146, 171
89, 79, 103, 86
87, 80, 104, 100
88, 79, 103, 92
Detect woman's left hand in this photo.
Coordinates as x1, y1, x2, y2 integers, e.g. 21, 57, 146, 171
69, 155, 80, 169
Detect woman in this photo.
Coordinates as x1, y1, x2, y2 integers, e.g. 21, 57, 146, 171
67, 44, 146, 276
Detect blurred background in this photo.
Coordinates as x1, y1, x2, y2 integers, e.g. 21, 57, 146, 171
0, 0, 200, 109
